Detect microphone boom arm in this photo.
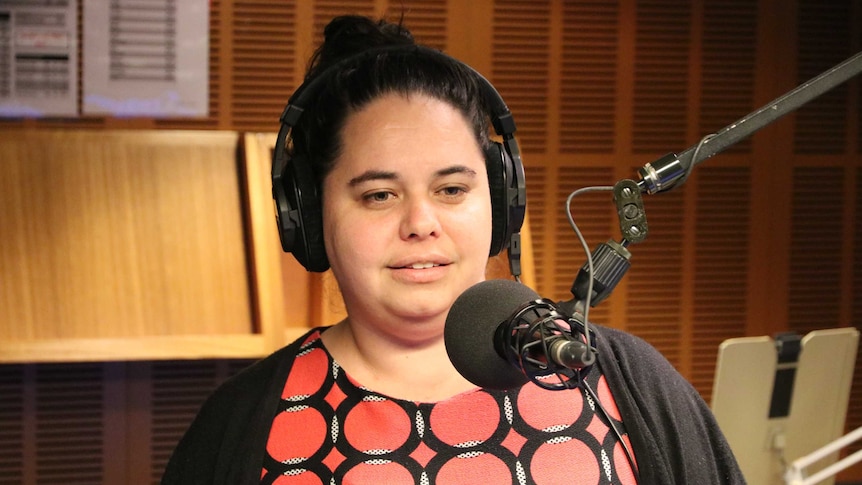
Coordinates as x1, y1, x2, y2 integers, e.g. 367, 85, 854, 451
639, 51, 862, 195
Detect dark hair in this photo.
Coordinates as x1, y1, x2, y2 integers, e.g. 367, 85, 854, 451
288, 15, 492, 184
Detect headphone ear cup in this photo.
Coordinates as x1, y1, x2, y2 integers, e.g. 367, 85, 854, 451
274, 154, 330, 272
485, 142, 511, 256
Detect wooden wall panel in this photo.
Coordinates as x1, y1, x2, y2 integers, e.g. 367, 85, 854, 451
700, 0, 757, 153
525, 166, 549, 294
691, 165, 752, 397
794, 0, 853, 154
35, 364, 104, 483
788, 166, 846, 332
632, 0, 691, 153
148, 361, 223, 483
491, 1, 551, 155
0, 361, 253, 484
560, 1, 619, 154
0, 365, 24, 483
230, 1, 298, 132
148, 360, 253, 484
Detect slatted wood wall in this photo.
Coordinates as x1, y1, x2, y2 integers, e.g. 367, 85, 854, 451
1, 0, 860, 482
0, 361, 255, 485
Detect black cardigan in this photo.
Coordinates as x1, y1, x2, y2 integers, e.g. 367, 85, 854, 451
162, 325, 745, 485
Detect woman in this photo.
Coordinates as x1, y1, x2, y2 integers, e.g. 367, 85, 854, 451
163, 15, 744, 485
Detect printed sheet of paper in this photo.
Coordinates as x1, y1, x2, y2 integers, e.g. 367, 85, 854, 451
0, 0, 78, 117
83, 0, 208, 117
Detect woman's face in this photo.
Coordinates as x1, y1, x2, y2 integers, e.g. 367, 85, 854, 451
322, 92, 493, 335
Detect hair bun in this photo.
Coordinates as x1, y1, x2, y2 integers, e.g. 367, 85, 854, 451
308, 15, 414, 80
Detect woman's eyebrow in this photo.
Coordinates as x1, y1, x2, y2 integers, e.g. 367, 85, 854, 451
436, 165, 478, 177
348, 165, 477, 186
348, 170, 398, 186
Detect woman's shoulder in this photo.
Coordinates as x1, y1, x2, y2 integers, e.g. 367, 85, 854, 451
211, 327, 324, 398
589, 323, 689, 387
591, 323, 665, 358
161, 327, 326, 484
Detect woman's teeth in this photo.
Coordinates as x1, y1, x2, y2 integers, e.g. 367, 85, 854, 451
409, 262, 438, 269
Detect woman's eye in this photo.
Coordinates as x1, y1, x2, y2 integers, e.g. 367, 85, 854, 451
440, 186, 468, 197
363, 191, 393, 203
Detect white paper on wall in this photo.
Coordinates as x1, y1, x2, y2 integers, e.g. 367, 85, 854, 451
82, 0, 208, 117
0, 0, 78, 118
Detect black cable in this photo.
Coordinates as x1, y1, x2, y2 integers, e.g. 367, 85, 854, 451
564, 185, 614, 354
565, 187, 639, 481
584, 381, 640, 483
673, 132, 716, 190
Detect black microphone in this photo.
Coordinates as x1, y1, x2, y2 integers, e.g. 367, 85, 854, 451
444, 279, 596, 391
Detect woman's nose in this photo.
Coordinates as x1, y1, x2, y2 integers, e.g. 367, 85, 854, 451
399, 196, 441, 241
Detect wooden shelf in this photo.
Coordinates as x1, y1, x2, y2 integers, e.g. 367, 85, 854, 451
0, 130, 299, 362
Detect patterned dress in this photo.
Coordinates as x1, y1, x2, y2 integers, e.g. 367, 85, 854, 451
260, 330, 638, 485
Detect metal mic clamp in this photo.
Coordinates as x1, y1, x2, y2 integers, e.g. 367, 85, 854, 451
613, 179, 648, 243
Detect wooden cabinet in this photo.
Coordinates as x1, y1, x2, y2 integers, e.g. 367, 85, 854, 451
0, 130, 311, 362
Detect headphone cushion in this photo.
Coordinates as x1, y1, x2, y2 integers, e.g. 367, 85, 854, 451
284, 155, 329, 272
485, 142, 510, 256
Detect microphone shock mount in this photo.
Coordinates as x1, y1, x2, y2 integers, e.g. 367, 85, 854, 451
495, 298, 597, 391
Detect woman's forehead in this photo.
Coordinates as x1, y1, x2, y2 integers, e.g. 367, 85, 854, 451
332, 93, 485, 177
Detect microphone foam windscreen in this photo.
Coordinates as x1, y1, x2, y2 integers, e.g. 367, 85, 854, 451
444, 279, 540, 389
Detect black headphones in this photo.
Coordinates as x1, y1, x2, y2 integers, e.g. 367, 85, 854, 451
271, 45, 526, 273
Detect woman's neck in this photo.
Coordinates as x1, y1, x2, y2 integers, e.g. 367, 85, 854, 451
320, 319, 477, 402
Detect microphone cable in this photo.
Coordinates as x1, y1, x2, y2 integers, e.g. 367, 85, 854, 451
565, 185, 640, 480
564, 184, 615, 359
662, 131, 718, 191
583, 380, 640, 481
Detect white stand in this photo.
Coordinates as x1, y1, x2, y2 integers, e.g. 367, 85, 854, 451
785, 426, 862, 485
711, 328, 859, 485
